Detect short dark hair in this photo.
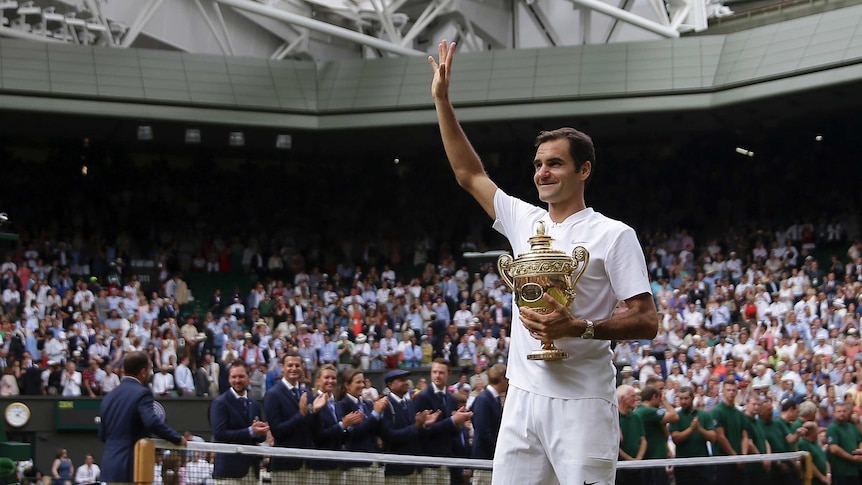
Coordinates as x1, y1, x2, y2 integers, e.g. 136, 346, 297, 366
641, 385, 660, 402
124, 351, 149, 377
281, 351, 302, 365
230, 360, 249, 375
535, 127, 596, 185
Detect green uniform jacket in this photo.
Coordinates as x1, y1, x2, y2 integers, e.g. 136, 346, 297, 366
635, 404, 669, 460
669, 408, 714, 458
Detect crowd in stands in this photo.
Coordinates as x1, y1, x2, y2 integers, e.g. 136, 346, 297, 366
1, 186, 861, 484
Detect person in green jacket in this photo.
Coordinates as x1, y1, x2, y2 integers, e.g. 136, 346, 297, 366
826, 400, 862, 485
670, 386, 716, 484
634, 385, 679, 485
798, 421, 830, 484
617, 384, 647, 485
711, 379, 748, 483
743, 395, 771, 483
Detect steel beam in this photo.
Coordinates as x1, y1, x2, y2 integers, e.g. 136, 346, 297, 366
567, 0, 679, 37
213, 0, 424, 56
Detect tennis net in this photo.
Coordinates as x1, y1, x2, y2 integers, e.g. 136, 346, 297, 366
139, 439, 814, 485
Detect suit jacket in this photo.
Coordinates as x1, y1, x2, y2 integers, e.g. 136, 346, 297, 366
340, 395, 382, 468
308, 394, 344, 470
470, 388, 503, 459
195, 364, 220, 397
381, 396, 425, 476
412, 386, 458, 458
98, 377, 183, 482
263, 381, 315, 471
210, 390, 265, 478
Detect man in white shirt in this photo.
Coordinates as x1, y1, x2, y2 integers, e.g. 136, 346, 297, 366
101, 365, 120, 394
184, 452, 213, 485
453, 302, 474, 330
74, 453, 101, 484
152, 366, 175, 396
61, 361, 82, 396
430, 41, 656, 485
379, 329, 400, 369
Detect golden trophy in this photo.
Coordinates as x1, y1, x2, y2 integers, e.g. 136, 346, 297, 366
497, 221, 590, 361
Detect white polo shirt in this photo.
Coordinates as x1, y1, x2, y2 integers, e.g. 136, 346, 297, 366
493, 189, 650, 403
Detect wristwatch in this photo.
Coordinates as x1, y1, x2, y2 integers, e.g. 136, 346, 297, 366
580, 319, 595, 339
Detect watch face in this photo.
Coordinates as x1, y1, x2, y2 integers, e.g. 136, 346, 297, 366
5, 402, 30, 427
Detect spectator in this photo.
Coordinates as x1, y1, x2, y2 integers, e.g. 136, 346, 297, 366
60, 362, 82, 397
174, 355, 195, 396
73, 454, 99, 485
50, 449, 73, 485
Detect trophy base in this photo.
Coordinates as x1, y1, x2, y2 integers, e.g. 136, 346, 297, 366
527, 349, 569, 361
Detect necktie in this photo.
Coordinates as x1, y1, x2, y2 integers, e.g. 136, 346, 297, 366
240, 396, 250, 421
438, 391, 448, 414
292, 387, 301, 401
328, 399, 337, 420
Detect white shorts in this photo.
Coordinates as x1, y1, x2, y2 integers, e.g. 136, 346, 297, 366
492, 386, 619, 485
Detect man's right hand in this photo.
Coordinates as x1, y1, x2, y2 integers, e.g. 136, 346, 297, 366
428, 40, 456, 102
251, 421, 270, 436
178, 437, 188, 447
452, 407, 473, 427
299, 392, 309, 416
373, 396, 389, 414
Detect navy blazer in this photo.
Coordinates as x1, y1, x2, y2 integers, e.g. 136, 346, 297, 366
380, 396, 425, 477
340, 396, 382, 468
98, 377, 184, 482
308, 394, 344, 471
470, 388, 503, 460
210, 391, 265, 478
412, 386, 458, 458
263, 381, 315, 471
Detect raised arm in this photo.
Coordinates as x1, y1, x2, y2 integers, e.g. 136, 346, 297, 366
429, 40, 498, 219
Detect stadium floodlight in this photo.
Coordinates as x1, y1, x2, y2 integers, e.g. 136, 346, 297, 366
229, 131, 245, 147
276, 134, 292, 149
137, 125, 153, 141
735, 147, 754, 157
185, 129, 201, 144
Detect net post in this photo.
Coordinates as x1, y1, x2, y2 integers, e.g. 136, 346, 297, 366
134, 438, 155, 485
800, 451, 812, 485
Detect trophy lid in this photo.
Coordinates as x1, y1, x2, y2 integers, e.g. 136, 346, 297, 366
519, 221, 566, 258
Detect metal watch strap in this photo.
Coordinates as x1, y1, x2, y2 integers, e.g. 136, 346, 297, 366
581, 319, 595, 339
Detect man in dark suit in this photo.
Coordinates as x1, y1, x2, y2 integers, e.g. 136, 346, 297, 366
308, 364, 362, 484
209, 361, 269, 485
340, 369, 389, 481
98, 351, 186, 483
413, 358, 474, 485
263, 352, 327, 484
470, 364, 507, 485
380, 369, 438, 484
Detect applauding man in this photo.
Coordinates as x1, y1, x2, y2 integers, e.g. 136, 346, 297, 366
210, 361, 269, 485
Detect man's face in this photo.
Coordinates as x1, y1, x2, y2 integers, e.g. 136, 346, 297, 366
389, 377, 410, 397
282, 356, 303, 384
430, 362, 450, 388
678, 391, 693, 412
744, 398, 759, 416
317, 369, 337, 394
834, 404, 848, 422
229, 365, 250, 393
533, 138, 584, 205
722, 383, 737, 404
